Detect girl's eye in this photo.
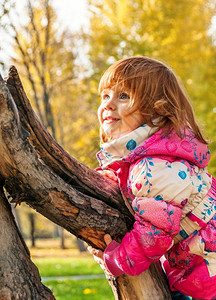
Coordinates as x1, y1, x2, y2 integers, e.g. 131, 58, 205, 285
120, 93, 130, 100
102, 94, 110, 101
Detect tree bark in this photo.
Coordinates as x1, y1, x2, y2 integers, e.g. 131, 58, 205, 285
0, 66, 172, 299
0, 183, 55, 299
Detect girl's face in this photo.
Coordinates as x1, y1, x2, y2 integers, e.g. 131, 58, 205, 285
98, 86, 145, 140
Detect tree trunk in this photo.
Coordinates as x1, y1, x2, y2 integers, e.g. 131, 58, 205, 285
76, 238, 87, 252
0, 66, 172, 299
59, 227, 65, 249
0, 183, 55, 299
29, 213, 36, 247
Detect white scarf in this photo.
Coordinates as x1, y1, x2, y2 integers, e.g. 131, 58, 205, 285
97, 125, 157, 169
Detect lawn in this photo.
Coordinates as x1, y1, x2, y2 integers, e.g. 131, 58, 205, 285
31, 240, 114, 300
45, 278, 114, 300
33, 256, 104, 277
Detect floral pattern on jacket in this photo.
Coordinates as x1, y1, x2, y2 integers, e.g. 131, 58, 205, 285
97, 125, 216, 300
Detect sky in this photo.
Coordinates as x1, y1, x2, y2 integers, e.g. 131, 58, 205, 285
0, 0, 88, 75
46, 0, 88, 31
16, 0, 88, 31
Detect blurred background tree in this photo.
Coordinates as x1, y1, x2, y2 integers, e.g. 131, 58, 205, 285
0, 0, 98, 248
0, 0, 216, 246
87, 0, 216, 174
0, 0, 99, 168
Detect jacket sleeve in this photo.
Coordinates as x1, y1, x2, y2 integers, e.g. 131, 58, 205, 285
103, 157, 189, 277
103, 196, 182, 276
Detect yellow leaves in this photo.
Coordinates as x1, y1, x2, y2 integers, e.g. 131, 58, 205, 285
87, 0, 216, 175
187, 79, 193, 85
142, 0, 157, 11
116, 0, 129, 23
191, 32, 203, 41
11, 0, 216, 176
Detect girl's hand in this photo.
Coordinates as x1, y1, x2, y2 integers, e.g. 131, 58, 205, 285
97, 170, 118, 182
88, 234, 113, 276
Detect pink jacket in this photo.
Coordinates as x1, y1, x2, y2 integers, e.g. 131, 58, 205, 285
97, 126, 216, 300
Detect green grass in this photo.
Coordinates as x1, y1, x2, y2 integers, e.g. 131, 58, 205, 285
46, 278, 114, 300
33, 256, 103, 277
33, 255, 114, 300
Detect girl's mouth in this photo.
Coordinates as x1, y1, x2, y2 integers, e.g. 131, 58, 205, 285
103, 117, 119, 124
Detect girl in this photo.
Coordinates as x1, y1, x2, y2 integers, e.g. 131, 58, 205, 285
88, 56, 216, 300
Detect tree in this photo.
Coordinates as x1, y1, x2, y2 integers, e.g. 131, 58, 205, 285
0, 66, 172, 299
6, 0, 99, 168
0, 0, 15, 70
1, 0, 99, 248
8, 0, 77, 137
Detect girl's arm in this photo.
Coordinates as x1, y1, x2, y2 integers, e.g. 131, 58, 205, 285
102, 197, 182, 276
92, 159, 191, 277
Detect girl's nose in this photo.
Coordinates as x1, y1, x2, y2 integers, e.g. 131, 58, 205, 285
104, 96, 116, 110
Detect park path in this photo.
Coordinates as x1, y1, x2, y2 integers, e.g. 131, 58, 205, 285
41, 274, 105, 282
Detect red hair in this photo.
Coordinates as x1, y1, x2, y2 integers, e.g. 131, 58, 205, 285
99, 56, 207, 144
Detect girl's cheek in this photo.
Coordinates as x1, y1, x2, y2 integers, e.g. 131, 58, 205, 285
97, 106, 103, 123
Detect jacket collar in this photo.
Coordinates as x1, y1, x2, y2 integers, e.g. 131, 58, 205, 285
96, 125, 156, 168
97, 125, 211, 170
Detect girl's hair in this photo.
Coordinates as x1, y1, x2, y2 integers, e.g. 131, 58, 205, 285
98, 56, 207, 144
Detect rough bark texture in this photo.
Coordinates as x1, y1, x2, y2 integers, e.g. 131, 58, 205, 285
0, 184, 55, 299
0, 66, 172, 299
